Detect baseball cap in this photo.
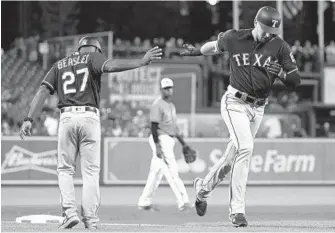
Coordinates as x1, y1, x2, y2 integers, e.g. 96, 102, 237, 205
160, 78, 174, 89
255, 6, 281, 35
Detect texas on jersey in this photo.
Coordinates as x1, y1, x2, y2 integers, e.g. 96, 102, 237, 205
41, 51, 107, 109
217, 29, 298, 98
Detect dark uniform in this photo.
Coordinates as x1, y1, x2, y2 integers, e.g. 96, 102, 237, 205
42, 51, 107, 108
195, 30, 299, 219
41, 51, 108, 226
217, 28, 298, 98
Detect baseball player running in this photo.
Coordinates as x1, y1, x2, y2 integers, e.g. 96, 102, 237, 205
20, 37, 162, 229
138, 78, 193, 211
180, 6, 301, 227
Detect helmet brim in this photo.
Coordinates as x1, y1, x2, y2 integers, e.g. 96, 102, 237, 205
258, 22, 280, 35
78, 45, 102, 53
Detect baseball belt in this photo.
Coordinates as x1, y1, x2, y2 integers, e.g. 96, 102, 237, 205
60, 106, 100, 116
235, 92, 266, 106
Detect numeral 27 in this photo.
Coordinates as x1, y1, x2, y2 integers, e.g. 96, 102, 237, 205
62, 68, 89, 95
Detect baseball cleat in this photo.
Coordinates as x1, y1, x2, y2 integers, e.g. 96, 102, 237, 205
85, 223, 98, 230
58, 215, 80, 229
230, 213, 248, 227
138, 204, 160, 212
179, 202, 192, 211
193, 178, 207, 216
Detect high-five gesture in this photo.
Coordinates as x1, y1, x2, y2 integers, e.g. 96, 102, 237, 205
180, 44, 198, 56
143, 46, 162, 64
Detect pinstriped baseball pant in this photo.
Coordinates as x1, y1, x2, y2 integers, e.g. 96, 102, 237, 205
196, 85, 265, 216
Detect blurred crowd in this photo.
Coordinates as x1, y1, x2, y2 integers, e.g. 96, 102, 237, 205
113, 36, 335, 72
7, 33, 335, 71
2, 34, 335, 138
1, 107, 59, 137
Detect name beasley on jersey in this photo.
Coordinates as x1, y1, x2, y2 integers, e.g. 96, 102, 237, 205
232, 53, 273, 67
57, 54, 89, 69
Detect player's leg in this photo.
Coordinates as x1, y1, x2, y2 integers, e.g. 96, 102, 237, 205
195, 138, 237, 201
221, 93, 254, 217
250, 105, 265, 138
57, 112, 80, 228
138, 135, 164, 209
78, 112, 101, 227
160, 135, 190, 209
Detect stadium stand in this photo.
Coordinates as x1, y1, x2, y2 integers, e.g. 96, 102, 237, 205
1, 35, 334, 138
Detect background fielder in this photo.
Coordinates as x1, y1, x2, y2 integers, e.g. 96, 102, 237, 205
138, 78, 192, 211
181, 6, 301, 227
20, 37, 162, 229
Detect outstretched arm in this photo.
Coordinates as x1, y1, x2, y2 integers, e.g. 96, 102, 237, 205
180, 30, 233, 57
102, 47, 162, 73
180, 41, 221, 56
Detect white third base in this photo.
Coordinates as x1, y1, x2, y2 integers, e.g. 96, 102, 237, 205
15, 215, 64, 224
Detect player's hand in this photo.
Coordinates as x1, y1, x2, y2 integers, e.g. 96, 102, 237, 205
266, 61, 284, 77
143, 46, 162, 65
180, 44, 197, 56
155, 143, 164, 159
19, 121, 32, 140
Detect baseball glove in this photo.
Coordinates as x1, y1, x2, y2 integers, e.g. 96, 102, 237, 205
182, 145, 197, 163
266, 61, 284, 77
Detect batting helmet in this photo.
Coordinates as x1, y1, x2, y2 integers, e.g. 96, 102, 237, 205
78, 37, 102, 53
255, 6, 281, 35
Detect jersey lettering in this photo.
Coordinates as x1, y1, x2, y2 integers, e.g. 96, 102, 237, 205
233, 53, 273, 67
57, 54, 89, 70
272, 20, 279, 27
253, 54, 263, 66
289, 52, 296, 63
62, 68, 89, 95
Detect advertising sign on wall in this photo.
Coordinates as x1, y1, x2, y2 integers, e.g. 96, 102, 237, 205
103, 138, 335, 185
1, 137, 82, 185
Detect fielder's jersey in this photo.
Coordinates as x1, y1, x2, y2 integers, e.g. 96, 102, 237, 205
217, 29, 298, 98
41, 51, 108, 109
150, 97, 178, 136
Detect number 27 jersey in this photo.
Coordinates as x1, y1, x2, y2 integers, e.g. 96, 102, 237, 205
41, 51, 108, 109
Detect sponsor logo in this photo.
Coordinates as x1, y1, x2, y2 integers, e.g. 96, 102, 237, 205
250, 150, 315, 173
179, 148, 316, 174
1, 145, 58, 175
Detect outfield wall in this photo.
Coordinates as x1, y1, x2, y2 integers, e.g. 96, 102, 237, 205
1, 136, 335, 185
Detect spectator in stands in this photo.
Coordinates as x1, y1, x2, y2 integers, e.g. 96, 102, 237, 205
41, 107, 59, 136
302, 40, 314, 72
1, 120, 12, 136
265, 94, 285, 112
291, 123, 308, 137
312, 44, 320, 72
286, 91, 300, 112
111, 118, 123, 137
262, 115, 282, 138
14, 37, 26, 58
100, 98, 108, 120
31, 117, 49, 136
166, 37, 176, 48
176, 38, 184, 48
326, 41, 335, 65
291, 40, 304, 70
132, 110, 148, 137
319, 122, 335, 138
143, 39, 152, 49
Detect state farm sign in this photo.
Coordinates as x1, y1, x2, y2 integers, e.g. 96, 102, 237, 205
250, 150, 315, 173
103, 138, 335, 185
